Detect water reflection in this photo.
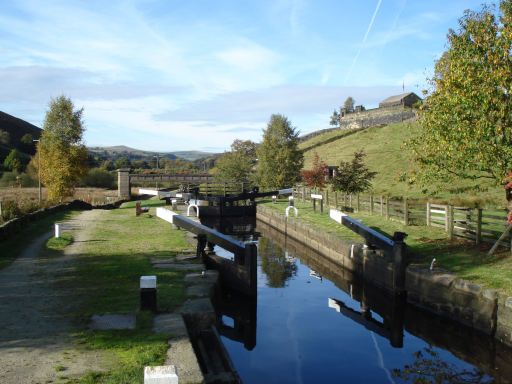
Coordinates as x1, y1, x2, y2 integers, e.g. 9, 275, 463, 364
258, 237, 298, 288
204, 217, 512, 383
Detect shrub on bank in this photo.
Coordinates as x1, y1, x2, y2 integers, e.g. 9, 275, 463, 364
80, 168, 116, 189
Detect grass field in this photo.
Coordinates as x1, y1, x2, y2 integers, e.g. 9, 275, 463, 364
299, 122, 505, 207
261, 199, 512, 295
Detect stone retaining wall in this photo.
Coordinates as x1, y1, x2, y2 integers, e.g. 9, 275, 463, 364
256, 205, 512, 347
0, 200, 92, 242
339, 106, 417, 129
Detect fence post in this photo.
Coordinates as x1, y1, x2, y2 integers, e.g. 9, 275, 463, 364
386, 198, 389, 220
350, 195, 353, 209
335, 192, 338, 209
370, 195, 374, 215
404, 198, 409, 226
344, 194, 347, 209
446, 205, 453, 240
380, 196, 384, 216
326, 190, 329, 207
356, 195, 360, 212
426, 202, 431, 226
476, 208, 482, 245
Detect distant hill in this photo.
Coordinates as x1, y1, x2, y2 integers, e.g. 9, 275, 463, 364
87, 146, 215, 162
0, 111, 42, 161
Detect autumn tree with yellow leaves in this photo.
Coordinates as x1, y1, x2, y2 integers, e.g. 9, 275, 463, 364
32, 96, 88, 201
411, 1, 512, 186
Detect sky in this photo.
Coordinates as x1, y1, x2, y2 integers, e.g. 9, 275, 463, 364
0, 0, 488, 153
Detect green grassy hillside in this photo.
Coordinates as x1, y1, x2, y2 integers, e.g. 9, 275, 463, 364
300, 122, 505, 207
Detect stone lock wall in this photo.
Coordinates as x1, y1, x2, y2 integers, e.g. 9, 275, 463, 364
256, 206, 396, 293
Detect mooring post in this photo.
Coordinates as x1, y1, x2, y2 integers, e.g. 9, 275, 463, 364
391, 232, 407, 294
313, 199, 316, 212
140, 276, 157, 312
196, 234, 207, 259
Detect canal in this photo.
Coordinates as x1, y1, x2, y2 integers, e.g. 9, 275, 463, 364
202, 217, 512, 383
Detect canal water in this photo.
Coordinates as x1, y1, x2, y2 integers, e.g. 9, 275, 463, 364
204, 217, 512, 384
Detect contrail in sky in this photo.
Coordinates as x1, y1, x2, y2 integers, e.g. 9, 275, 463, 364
344, 0, 383, 84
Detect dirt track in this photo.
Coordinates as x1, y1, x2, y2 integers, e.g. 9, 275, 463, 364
0, 210, 112, 384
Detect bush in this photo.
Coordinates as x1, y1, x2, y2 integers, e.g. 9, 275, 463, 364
80, 168, 115, 188
0, 199, 40, 221
0, 172, 38, 187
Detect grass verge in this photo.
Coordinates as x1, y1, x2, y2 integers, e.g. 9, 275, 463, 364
46, 232, 73, 251
261, 199, 512, 295
48, 199, 194, 383
0, 210, 80, 270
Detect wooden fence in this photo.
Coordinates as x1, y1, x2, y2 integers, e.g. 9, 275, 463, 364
293, 186, 511, 249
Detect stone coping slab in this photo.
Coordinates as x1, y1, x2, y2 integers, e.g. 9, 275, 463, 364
176, 254, 198, 261
153, 313, 188, 337
186, 284, 214, 297
180, 298, 215, 316
150, 257, 176, 264
184, 270, 219, 283
153, 263, 204, 270
89, 314, 136, 330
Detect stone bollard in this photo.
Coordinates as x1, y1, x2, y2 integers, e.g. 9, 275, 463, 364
272, 195, 277, 203
288, 195, 294, 206
171, 199, 177, 211
140, 276, 157, 312
144, 365, 178, 384
54, 223, 61, 238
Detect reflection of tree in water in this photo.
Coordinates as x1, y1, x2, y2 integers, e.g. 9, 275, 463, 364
259, 237, 297, 288
392, 347, 492, 384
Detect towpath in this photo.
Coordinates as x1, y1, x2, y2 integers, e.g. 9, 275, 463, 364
0, 210, 112, 384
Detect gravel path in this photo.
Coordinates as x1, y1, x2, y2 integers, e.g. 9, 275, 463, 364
0, 210, 112, 384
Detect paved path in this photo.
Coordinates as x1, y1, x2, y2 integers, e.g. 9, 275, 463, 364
0, 210, 111, 384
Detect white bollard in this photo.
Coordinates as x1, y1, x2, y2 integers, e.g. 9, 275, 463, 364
144, 365, 178, 384
272, 195, 277, 203
54, 223, 61, 238
171, 199, 177, 211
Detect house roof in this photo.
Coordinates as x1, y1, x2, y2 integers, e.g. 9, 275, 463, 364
379, 92, 418, 105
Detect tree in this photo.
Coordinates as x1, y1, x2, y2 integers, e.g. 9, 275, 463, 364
0, 129, 9, 145
392, 347, 492, 384
33, 96, 88, 201
344, 96, 355, 112
258, 237, 297, 288
257, 114, 303, 188
114, 157, 131, 169
330, 96, 356, 127
331, 150, 377, 194
410, 1, 512, 186
215, 139, 257, 183
329, 109, 340, 127
3, 149, 24, 172
20, 133, 35, 153
301, 152, 328, 189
